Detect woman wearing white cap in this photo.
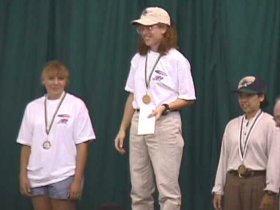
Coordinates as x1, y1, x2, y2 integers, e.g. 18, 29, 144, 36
115, 7, 196, 210
212, 76, 280, 210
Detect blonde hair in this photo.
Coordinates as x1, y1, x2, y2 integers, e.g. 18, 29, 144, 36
41, 60, 70, 89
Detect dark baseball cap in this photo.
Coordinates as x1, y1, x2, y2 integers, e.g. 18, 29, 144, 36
234, 76, 266, 94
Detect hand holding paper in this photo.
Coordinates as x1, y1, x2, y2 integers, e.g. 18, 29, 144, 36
137, 106, 155, 135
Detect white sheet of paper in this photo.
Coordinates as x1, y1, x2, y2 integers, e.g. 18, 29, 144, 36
137, 106, 155, 135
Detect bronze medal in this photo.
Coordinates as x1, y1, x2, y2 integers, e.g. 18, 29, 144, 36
237, 164, 247, 177
42, 140, 51, 150
144, 54, 161, 105
44, 92, 66, 150
142, 94, 151, 104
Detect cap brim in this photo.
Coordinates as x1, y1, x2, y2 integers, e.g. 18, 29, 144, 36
233, 89, 258, 94
131, 19, 159, 26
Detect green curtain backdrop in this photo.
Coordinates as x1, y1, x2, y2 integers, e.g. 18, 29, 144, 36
0, 0, 279, 210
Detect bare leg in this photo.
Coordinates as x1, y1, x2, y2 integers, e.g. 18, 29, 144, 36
31, 196, 52, 210
51, 198, 77, 210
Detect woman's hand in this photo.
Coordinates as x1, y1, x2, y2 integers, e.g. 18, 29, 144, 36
213, 193, 222, 210
114, 130, 126, 155
19, 174, 31, 197
69, 178, 84, 200
148, 105, 166, 120
259, 193, 276, 210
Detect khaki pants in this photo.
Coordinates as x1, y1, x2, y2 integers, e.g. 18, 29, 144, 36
224, 173, 278, 210
129, 111, 184, 210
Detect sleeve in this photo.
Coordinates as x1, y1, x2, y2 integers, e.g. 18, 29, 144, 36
177, 57, 196, 100
73, 101, 96, 144
212, 125, 229, 195
124, 54, 138, 93
265, 127, 280, 193
17, 104, 33, 146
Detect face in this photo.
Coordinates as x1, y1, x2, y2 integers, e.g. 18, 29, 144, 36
137, 24, 167, 51
238, 93, 264, 118
42, 74, 67, 99
273, 101, 280, 127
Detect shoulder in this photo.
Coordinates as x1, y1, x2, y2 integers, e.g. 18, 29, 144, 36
25, 96, 44, 110
167, 48, 187, 59
65, 93, 86, 106
164, 49, 190, 66
260, 112, 274, 125
130, 53, 146, 70
167, 48, 185, 57
226, 115, 242, 128
261, 112, 273, 119
131, 53, 144, 63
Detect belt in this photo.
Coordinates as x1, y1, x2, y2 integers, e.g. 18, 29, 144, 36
228, 170, 266, 178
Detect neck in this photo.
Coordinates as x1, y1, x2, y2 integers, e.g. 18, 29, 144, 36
150, 44, 160, 52
245, 109, 260, 120
47, 92, 65, 100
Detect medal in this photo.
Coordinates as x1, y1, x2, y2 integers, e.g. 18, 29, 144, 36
42, 140, 51, 150
238, 111, 262, 175
44, 92, 67, 150
142, 94, 151, 104
144, 54, 161, 104
237, 164, 247, 177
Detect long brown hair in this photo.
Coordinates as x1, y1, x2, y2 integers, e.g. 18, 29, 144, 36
138, 22, 178, 56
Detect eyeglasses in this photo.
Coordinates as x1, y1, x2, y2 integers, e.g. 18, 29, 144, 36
136, 25, 157, 34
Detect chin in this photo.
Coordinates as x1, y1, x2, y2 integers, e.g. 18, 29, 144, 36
48, 91, 64, 99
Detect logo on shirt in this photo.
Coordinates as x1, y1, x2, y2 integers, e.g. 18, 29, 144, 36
155, 70, 167, 76
153, 69, 166, 81
57, 114, 70, 125
57, 118, 69, 124
58, 114, 70, 118
153, 75, 164, 81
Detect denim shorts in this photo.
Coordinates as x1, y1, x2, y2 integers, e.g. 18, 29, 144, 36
31, 176, 74, 199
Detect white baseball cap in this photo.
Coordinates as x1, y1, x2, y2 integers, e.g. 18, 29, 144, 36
131, 7, 171, 26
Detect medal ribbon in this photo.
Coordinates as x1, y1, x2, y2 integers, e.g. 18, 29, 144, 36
239, 110, 262, 159
145, 54, 161, 89
44, 92, 67, 136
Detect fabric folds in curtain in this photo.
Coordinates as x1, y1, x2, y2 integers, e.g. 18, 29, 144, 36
0, 0, 279, 209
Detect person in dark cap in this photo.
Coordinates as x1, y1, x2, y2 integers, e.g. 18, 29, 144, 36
212, 76, 280, 210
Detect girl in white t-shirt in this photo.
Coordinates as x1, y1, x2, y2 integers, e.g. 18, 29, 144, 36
17, 60, 95, 210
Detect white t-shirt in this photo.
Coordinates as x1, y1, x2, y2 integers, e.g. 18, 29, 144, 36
125, 49, 196, 109
17, 93, 96, 187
